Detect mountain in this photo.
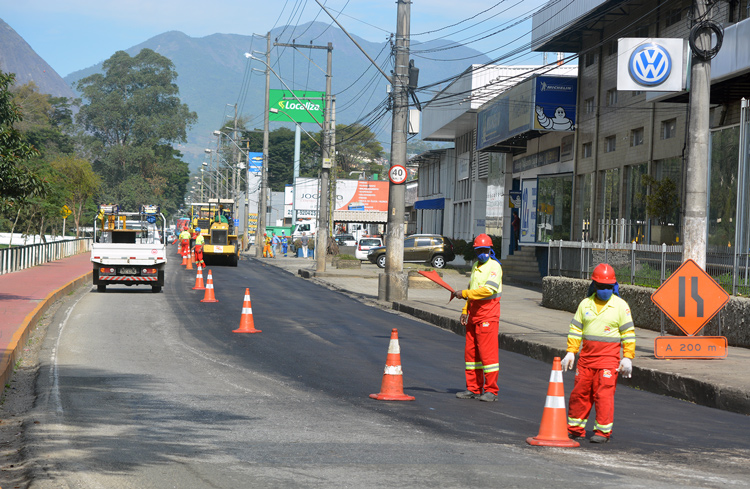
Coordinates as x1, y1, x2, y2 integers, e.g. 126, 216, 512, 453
63, 22, 489, 168
0, 18, 76, 99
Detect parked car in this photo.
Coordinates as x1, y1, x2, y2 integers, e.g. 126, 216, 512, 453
354, 237, 384, 261
367, 234, 456, 269
335, 234, 357, 247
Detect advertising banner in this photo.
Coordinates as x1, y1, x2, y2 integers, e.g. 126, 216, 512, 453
520, 179, 538, 243
533, 76, 577, 132
268, 90, 325, 125
617, 38, 687, 92
293, 178, 389, 212
247, 152, 263, 174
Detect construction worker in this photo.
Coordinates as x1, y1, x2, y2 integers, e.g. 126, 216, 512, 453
262, 233, 273, 258
193, 227, 205, 267
178, 227, 191, 257
561, 263, 635, 444
281, 232, 288, 257
450, 234, 502, 402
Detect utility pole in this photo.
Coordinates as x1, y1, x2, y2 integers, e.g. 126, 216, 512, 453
315, 42, 333, 272
329, 97, 336, 236
382, 0, 411, 301
255, 32, 271, 258
683, 0, 711, 268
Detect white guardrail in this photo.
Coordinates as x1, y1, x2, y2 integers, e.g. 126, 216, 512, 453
0, 237, 92, 276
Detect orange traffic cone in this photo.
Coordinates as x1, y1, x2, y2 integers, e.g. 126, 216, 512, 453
369, 329, 415, 401
233, 288, 261, 333
526, 357, 579, 447
186, 249, 193, 270
181, 249, 187, 265
200, 269, 219, 302
192, 264, 205, 290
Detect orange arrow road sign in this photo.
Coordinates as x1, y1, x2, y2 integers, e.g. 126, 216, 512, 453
651, 259, 729, 336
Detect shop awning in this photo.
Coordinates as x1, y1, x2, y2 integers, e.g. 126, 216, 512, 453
414, 198, 445, 210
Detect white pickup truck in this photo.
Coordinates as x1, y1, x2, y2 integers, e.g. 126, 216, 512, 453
91, 205, 167, 293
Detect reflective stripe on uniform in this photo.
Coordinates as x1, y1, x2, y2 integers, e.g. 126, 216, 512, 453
465, 361, 482, 370
568, 417, 587, 428
483, 363, 499, 373
582, 334, 622, 343
594, 421, 613, 433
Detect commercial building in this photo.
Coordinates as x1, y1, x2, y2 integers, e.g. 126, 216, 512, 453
532, 0, 750, 249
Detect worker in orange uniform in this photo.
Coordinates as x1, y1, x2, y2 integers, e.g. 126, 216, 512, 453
193, 228, 205, 267
561, 263, 635, 444
451, 234, 502, 402
262, 233, 273, 258
178, 228, 191, 257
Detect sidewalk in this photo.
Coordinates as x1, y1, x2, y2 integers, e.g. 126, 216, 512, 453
251, 250, 750, 415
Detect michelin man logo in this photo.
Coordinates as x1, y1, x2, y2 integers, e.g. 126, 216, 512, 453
535, 105, 574, 131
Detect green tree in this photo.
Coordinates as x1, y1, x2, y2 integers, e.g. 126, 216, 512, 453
75, 49, 196, 215
331, 123, 383, 177
76, 49, 197, 147
50, 155, 101, 237
0, 71, 45, 203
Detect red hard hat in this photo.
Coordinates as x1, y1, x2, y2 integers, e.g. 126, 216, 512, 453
591, 263, 616, 284
473, 233, 493, 248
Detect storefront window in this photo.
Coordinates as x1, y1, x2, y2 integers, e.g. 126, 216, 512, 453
709, 126, 740, 248
578, 173, 592, 240
600, 168, 620, 221
626, 163, 648, 242
536, 173, 573, 242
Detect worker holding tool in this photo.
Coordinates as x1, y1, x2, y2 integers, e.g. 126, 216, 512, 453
450, 234, 502, 402
561, 263, 635, 444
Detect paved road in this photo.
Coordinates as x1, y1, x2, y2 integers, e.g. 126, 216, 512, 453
26, 256, 750, 488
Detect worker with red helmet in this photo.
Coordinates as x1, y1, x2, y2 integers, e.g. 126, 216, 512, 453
451, 233, 503, 402
178, 227, 191, 258
562, 263, 635, 443
193, 228, 205, 267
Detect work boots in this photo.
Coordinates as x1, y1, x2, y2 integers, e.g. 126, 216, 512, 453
455, 390, 479, 399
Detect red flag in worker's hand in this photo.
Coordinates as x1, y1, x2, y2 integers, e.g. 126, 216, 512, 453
417, 270, 456, 301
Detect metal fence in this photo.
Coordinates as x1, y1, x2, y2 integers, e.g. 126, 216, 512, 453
0, 238, 92, 276
547, 240, 750, 296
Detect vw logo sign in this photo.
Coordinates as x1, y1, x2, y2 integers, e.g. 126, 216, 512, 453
629, 43, 672, 86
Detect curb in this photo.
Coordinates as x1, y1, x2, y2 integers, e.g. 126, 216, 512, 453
0, 271, 92, 390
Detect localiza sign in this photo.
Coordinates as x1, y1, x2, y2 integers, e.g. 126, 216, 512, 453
269, 90, 325, 124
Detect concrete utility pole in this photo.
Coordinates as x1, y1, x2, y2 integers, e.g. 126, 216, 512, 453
255, 32, 271, 258
381, 0, 411, 301
683, 0, 712, 268
315, 42, 333, 273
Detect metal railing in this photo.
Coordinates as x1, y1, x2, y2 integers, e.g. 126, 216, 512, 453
597, 218, 649, 244
0, 238, 92, 276
547, 240, 750, 296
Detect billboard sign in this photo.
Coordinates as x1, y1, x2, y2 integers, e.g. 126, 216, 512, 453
617, 38, 687, 92
247, 152, 263, 174
294, 178, 389, 212
533, 76, 577, 131
268, 90, 325, 125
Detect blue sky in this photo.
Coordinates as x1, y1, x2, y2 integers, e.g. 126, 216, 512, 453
2, 0, 551, 77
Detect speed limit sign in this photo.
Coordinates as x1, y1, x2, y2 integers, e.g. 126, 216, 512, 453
389, 165, 407, 184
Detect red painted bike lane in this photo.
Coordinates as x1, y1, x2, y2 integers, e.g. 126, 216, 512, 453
0, 253, 92, 385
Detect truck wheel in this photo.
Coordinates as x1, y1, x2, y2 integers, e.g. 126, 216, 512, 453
376, 254, 386, 268
230, 254, 239, 267
97, 284, 106, 293
152, 285, 162, 293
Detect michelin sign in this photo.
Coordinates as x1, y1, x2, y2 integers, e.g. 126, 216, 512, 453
617, 38, 688, 92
